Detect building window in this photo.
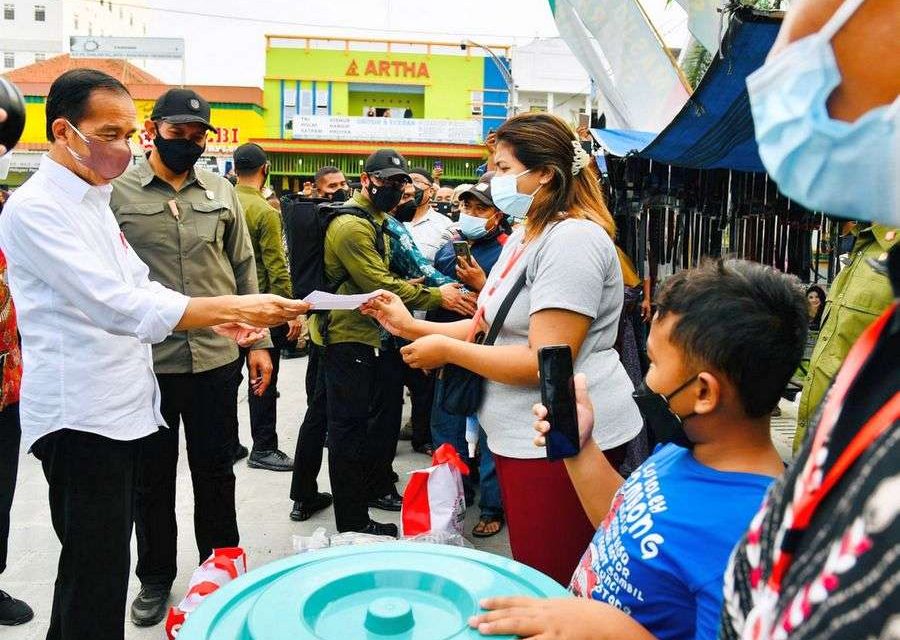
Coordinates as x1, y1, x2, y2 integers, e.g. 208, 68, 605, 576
88, 22, 92, 35
35, 52, 45, 62
108, 1, 113, 12
3, 52, 14, 69
73, 13, 78, 29
129, 13, 133, 26
315, 88, 329, 115
34, 4, 46, 21
470, 91, 484, 117
3, 4, 13, 20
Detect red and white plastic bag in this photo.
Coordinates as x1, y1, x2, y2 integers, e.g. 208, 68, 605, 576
165, 547, 247, 639
401, 443, 469, 538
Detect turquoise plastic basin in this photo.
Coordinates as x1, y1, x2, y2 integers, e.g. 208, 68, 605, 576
178, 542, 568, 639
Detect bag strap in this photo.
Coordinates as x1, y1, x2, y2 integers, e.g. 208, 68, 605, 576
482, 269, 527, 346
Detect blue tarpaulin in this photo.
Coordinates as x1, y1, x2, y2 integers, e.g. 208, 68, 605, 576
591, 9, 783, 173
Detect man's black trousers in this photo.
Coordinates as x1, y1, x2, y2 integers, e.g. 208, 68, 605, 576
134, 358, 242, 589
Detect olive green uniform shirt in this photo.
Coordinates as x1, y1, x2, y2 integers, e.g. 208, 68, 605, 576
235, 184, 292, 299
310, 194, 443, 348
795, 223, 898, 450
111, 157, 270, 374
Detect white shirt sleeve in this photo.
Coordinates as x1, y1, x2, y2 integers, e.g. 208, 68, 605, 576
3, 198, 189, 344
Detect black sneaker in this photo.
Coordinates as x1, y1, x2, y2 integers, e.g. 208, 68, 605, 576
289, 492, 333, 522
233, 444, 249, 464
247, 449, 294, 472
358, 520, 399, 538
0, 590, 33, 626
130, 584, 170, 627
368, 490, 403, 512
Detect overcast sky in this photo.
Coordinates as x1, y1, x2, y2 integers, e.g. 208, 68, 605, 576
139, 0, 688, 87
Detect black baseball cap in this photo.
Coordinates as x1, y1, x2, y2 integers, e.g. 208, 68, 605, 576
364, 148, 410, 181
233, 143, 267, 170
150, 88, 216, 132
459, 171, 496, 208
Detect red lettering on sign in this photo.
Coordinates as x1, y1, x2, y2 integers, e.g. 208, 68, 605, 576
231, 128, 239, 144
345, 58, 431, 79
216, 128, 228, 143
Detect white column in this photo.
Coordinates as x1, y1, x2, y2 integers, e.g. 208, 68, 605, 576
547, 92, 555, 114
585, 92, 592, 118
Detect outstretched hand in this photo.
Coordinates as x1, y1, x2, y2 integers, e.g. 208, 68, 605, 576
360, 290, 414, 337
212, 322, 268, 347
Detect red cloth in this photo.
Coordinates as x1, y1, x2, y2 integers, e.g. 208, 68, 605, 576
0, 250, 21, 410
493, 444, 627, 586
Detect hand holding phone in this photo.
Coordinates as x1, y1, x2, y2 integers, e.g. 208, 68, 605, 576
538, 345, 581, 460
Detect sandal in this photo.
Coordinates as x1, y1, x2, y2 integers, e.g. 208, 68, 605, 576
472, 516, 505, 538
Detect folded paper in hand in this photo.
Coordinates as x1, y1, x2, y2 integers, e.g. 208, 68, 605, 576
302, 290, 380, 310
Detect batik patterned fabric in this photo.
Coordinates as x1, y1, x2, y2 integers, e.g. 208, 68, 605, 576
0, 249, 22, 410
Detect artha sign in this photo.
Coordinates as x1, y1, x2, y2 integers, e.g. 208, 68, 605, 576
345, 59, 430, 79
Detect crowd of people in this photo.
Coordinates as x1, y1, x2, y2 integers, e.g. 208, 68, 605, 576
0, 0, 895, 638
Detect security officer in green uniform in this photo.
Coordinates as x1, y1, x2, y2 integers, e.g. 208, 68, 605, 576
111, 88, 272, 627
233, 142, 301, 472
795, 223, 898, 451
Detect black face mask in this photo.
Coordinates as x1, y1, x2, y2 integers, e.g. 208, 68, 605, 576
369, 182, 405, 213
394, 200, 417, 223
154, 135, 205, 174
434, 201, 452, 216
413, 188, 426, 207
632, 376, 697, 448
330, 188, 349, 203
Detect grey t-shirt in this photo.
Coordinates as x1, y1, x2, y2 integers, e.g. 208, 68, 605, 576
477, 219, 642, 459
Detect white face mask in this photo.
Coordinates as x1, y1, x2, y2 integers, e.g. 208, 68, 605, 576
490, 170, 542, 219
746, 0, 899, 225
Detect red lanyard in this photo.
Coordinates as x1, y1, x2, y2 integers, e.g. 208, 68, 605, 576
769, 302, 899, 592
468, 243, 528, 341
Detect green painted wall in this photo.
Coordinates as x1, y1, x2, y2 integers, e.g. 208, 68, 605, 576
265, 47, 483, 137
347, 91, 424, 118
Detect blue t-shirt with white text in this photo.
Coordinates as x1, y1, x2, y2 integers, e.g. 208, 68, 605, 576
569, 444, 773, 640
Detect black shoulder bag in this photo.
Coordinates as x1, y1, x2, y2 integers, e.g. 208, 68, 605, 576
435, 269, 528, 416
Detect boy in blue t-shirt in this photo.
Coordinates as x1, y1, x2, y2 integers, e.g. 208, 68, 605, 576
470, 259, 808, 640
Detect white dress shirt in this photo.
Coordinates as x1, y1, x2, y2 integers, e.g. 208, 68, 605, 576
404, 207, 453, 263
0, 155, 189, 450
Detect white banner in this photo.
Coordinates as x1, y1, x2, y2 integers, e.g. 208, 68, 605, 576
554, 0, 691, 132
291, 115, 482, 145
69, 36, 184, 60
673, 0, 725, 53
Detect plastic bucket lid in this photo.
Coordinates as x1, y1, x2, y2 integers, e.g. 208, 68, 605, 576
178, 542, 569, 639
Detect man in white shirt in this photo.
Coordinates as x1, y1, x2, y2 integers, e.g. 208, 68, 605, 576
402, 168, 454, 263
0, 69, 308, 640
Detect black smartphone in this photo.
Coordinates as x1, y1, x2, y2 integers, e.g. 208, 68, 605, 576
0, 78, 26, 153
453, 240, 471, 262
539, 345, 581, 460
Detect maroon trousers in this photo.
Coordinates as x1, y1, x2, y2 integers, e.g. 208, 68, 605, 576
493, 443, 626, 585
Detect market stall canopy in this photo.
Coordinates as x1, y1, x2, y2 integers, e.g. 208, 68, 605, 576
592, 8, 783, 173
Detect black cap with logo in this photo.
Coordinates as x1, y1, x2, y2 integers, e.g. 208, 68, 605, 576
233, 143, 268, 170
150, 88, 217, 133
364, 148, 410, 181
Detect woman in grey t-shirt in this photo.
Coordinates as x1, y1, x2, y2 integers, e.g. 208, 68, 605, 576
363, 113, 641, 584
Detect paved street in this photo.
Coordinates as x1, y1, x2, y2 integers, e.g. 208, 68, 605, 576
0, 352, 799, 639
1, 354, 511, 639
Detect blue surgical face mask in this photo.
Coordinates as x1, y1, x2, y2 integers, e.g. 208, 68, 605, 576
746, 0, 899, 224
490, 170, 542, 219
458, 212, 490, 240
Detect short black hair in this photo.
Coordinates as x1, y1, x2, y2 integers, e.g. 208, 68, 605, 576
409, 167, 432, 182
45, 69, 130, 142
314, 166, 342, 184
655, 259, 808, 418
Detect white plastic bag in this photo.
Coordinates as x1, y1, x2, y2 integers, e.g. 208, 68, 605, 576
401, 443, 469, 538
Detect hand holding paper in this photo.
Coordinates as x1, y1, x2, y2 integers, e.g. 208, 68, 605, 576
302, 290, 381, 311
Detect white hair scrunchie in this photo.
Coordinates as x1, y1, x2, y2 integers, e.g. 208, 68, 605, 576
571, 140, 592, 176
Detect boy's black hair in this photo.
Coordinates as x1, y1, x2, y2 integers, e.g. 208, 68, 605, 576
655, 259, 808, 418
45, 69, 130, 142
314, 166, 342, 184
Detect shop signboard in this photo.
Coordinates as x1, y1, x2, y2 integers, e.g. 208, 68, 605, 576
291, 115, 481, 144
69, 36, 184, 60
